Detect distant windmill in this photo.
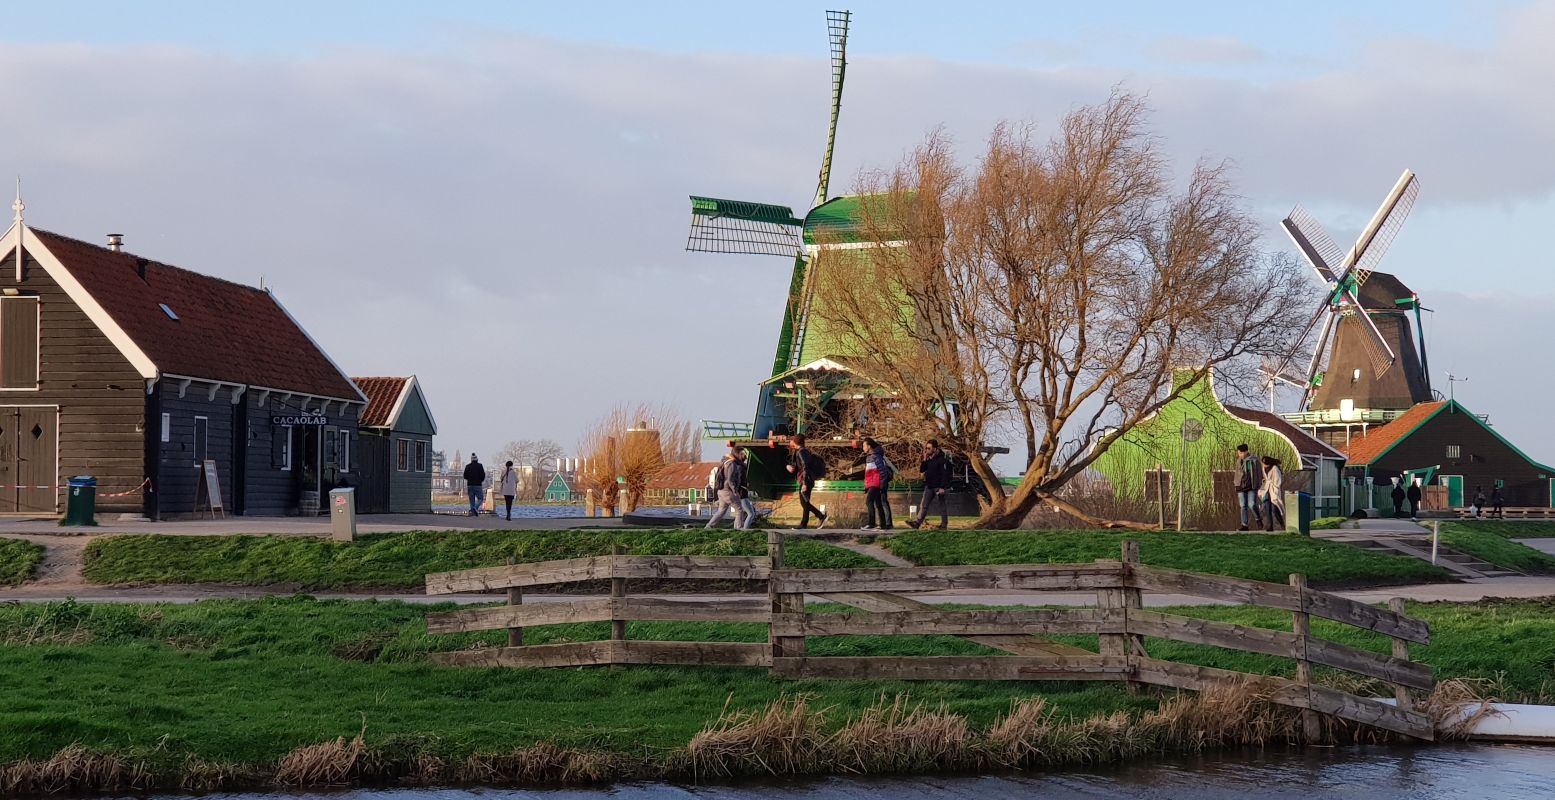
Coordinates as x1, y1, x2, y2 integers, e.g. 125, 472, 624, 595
1279, 169, 1434, 413
684, 10, 851, 377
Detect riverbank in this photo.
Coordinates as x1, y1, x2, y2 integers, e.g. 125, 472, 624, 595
0, 595, 1548, 794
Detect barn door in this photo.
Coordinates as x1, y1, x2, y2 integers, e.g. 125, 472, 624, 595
0, 407, 57, 513
355, 434, 391, 513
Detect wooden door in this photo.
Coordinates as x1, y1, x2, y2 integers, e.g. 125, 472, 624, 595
355, 434, 390, 513
17, 407, 56, 512
0, 410, 14, 512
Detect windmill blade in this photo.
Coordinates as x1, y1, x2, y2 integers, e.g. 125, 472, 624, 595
1344, 288, 1398, 375
1348, 169, 1419, 274
686, 196, 803, 257
811, 10, 850, 209
1281, 206, 1344, 282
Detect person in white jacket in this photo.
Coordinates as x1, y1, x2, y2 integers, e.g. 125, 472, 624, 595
499, 461, 519, 521
1260, 456, 1284, 532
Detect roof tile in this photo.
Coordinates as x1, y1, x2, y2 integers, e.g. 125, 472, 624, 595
353, 377, 411, 428
1342, 402, 1446, 466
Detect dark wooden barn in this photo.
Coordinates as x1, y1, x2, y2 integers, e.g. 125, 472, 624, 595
0, 221, 368, 517
352, 376, 437, 513
1342, 400, 1554, 508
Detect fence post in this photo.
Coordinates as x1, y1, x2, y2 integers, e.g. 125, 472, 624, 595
1289, 573, 1323, 743
1387, 597, 1414, 714
611, 543, 627, 644
505, 557, 523, 648
768, 530, 803, 660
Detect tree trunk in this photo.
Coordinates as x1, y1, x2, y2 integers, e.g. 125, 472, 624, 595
974, 482, 1158, 530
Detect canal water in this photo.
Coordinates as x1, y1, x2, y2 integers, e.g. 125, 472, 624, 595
120, 743, 1553, 799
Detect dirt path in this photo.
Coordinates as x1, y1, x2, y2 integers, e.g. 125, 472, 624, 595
3, 533, 88, 588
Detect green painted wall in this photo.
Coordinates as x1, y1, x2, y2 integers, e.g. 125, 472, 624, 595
1090, 373, 1299, 524
394, 385, 436, 436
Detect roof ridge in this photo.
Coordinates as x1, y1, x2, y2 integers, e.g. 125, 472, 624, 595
30, 227, 268, 296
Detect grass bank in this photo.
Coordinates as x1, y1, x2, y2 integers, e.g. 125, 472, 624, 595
81, 530, 880, 589
1437, 527, 1555, 575
0, 538, 45, 586
0, 595, 1537, 792
1440, 520, 1555, 539
884, 530, 1450, 587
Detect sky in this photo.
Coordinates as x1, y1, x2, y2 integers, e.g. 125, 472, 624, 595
3, 1, 1554, 467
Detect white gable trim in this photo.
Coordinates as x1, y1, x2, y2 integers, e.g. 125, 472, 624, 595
0, 223, 158, 379
265, 287, 369, 404
382, 375, 438, 435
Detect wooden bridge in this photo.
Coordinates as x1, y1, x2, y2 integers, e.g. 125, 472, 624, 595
424, 536, 1434, 740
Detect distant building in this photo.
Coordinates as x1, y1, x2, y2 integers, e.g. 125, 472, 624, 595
645, 462, 721, 505
352, 376, 438, 513
544, 472, 580, 503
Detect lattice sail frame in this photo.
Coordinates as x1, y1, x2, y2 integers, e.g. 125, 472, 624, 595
686, 196, 803, 257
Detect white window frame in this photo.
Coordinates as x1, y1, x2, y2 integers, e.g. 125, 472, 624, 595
192, 415, 208, 467
396, 438, 410, 472
279, 424, 293, 471
160, 412, 171, 443
1445, 444, 1461, 459
339, 430, 350, 473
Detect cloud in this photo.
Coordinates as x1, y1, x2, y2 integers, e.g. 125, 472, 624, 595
0, 4, 1551, 462
1146, 35, 1267, 65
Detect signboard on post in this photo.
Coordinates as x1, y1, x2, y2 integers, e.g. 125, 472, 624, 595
195, 459, 226, 518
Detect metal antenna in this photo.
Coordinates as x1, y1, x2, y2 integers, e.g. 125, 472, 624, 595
1447, 372, 1467, 403
812, 10, 850, 209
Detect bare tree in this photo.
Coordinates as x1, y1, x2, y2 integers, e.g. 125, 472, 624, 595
576, 403, 699, 513
811, 91, 1307, 528
494, 438, 565, 500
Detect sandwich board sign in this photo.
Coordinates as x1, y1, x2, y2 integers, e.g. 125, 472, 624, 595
196, 459, 225, 518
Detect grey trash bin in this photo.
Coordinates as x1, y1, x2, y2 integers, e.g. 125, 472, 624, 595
329, 487, 357, 542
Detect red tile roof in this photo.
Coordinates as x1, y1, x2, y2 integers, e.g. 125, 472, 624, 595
650, 461, 722, 490
1225, 405, 1345, 460
32, 228, 362, 401
1342, 401, 1446, 466
353, 377, 410, 428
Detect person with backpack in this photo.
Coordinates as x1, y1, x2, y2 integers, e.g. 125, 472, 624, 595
785, 434, 827, 529
861, 437, 894, 530
735, 449, 758, 530
498, 460, 519, 521
1234, 444, 1262, 531
704, 444, 748, 529
908, 439, 951, 530
463, 454, 487, 517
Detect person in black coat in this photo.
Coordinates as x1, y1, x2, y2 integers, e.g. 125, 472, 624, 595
908, 440, 953, 530
1406, 478, 1423, 520
463, 454, 487, 517
1389, 479, 1406, 518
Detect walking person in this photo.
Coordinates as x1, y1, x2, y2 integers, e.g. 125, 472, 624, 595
463, 454, 487, 517
1234, 444, 1263, 531
1260, 456, 1285, 531
1472, 486, 1487, 519
735, 449, 758, 530
498, 461, 519, 521
1407, 478, 1423, 520
1492, 485, 1506, 519
1390, 478, 1406, 518
704, 445, 748, 530
908, 440, 951, 530
861, 437, 894, 530
785, 434, 827, 530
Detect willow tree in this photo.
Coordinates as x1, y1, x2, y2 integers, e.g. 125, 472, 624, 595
812, 92, 1307, 528
577, 403, 697, 513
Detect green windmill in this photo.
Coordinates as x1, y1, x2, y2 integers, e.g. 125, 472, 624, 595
685, 10, 881, 446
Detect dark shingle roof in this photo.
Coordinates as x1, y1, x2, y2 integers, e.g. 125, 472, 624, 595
1225, 405, 1345, 460
33, 228, 361, 401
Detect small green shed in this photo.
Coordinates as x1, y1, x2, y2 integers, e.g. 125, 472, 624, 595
352, 376, 438, 513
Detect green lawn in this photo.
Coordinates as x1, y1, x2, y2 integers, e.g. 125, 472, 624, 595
1438, 527, 1555, 575
884, 530, 1450, 587
1439, 520, 1555, 540
0, 538, 44, 586
81, 530, 880, 589
0, 595, 1548, 776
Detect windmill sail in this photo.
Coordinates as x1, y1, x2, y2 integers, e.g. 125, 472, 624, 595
1282, 206, 1345, 282
813, 10, 850, 208
686, 196, 803, 257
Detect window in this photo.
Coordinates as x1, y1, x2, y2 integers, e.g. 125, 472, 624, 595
0, 296, 39, 390
324, 429, 338, 467
339, 431, 350, 473
192, 416, 208, 467
160, 412, 171, 443
272, 425, 292, 470
415, 440, 428, 472
396, 438, 410, 471
1445, 445, 1461, 460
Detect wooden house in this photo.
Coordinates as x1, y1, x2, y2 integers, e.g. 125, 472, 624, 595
644, 462, 721, 505
1342, 400, 1553, 508
0, 222, 367, 517
544, 472, 579, 503
352, 376, 437, 513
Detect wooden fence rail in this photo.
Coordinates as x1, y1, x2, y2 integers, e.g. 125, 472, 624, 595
422, 538, 1436, 740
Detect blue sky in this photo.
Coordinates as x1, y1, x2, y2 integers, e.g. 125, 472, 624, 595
2, 1, 1552, 466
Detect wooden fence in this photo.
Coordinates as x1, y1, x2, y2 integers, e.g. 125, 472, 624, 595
425, 537, 1434, 740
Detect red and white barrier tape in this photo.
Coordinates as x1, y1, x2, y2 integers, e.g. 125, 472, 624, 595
98, 479, 153, 498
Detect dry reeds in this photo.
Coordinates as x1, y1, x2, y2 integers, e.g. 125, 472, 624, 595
0, 744, 150, 795
273, 732, 372, 786
677, 695, 826, 778
458, 742, 625, 785
831, 695, 971, 774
